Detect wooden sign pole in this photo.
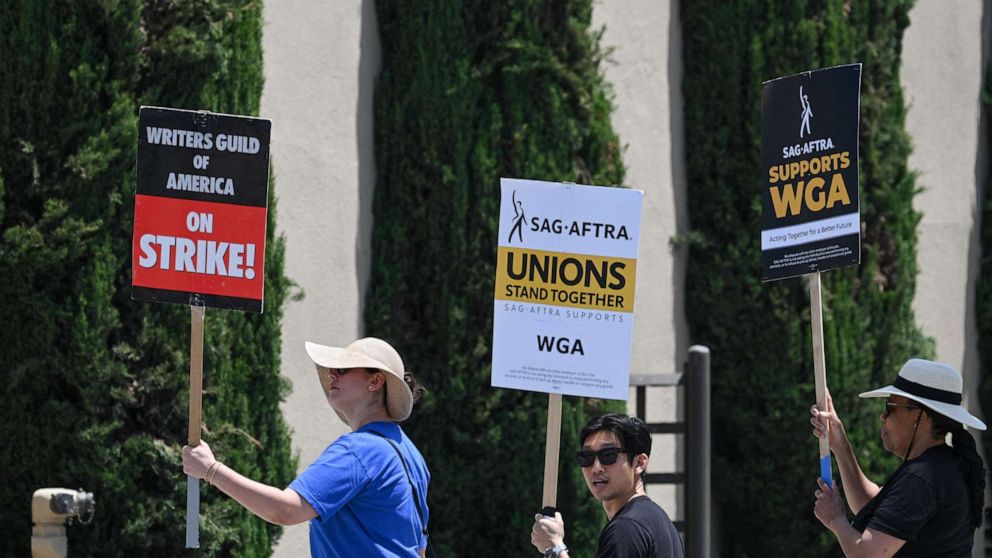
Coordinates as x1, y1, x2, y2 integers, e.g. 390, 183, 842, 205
542, 393, 563, 510
186, 304, 205, 549
808, 272, 833, 486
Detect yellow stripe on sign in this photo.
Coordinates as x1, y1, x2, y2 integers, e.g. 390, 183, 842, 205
494, 246, 636, 312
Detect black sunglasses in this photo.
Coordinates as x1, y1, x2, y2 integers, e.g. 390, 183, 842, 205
883, 401, 921, 417
576, 447, 627, 467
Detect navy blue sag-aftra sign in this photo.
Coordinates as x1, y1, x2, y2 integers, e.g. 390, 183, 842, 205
760, 64, 861, 282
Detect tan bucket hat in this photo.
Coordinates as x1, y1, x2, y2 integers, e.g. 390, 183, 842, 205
304, 337, 414, 424
859, 358, 986, 431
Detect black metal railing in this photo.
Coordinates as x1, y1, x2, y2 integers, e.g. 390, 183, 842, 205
630, 345, 711, 558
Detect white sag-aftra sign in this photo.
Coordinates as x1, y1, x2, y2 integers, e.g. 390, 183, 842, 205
491, 178, 643, 401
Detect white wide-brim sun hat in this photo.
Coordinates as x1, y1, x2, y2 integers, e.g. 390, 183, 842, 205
305, 337, 414, 425
859, 358, 986, 431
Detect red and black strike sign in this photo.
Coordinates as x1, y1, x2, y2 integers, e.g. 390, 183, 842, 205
132, 107, 271, 313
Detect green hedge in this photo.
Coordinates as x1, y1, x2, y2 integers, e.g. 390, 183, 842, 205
0, 2, 294, 556
366, 1, 626, 555
681, 1, 930, 555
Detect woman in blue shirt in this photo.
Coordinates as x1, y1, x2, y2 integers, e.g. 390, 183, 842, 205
183, 337, 430, 558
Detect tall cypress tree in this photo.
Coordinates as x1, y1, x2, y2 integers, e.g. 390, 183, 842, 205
367, 1, 625, 555
681, 1, 929, 555
0, 2, 294, 556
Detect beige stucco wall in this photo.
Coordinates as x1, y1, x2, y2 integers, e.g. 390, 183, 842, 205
261, 1, 380, 555
592, 0, 688, 378
592, 0, 687, 518
904, 0, 985, 417
902, 2, 987, 554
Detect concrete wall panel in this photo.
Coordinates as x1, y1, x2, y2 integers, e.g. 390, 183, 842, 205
261, 1, 380, 555
904, 0, 984, 423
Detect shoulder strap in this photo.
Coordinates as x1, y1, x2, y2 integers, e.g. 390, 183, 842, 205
366, 430, 436, 558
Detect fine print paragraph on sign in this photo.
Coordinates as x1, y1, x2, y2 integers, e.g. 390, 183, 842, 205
768, 244, 855, 271
504, 365, 616, 392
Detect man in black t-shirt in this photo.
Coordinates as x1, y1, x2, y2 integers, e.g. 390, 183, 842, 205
530, 413, 684, 558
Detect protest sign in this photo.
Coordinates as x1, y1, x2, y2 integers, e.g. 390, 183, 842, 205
132, 106, 271, 548
492, 178, 642, 400
761, 64, 861, 282
761, 65, 862, 487
491, 178, 643, 507
133, 106, 270, 313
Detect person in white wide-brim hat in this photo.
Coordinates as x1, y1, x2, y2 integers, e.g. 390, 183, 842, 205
184, 337, 433, 558
810, 358, 987, 557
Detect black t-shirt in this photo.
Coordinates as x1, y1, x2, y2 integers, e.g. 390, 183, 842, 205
595, 496, 684, 558
852, 445, 975, 557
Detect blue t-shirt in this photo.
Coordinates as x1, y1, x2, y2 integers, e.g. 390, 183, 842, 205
289, 422, 430, 558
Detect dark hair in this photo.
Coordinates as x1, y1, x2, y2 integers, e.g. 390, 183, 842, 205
926, 410, 986, 529
579, 413, 651, 478
368, 369, 426, 405
404, 372, 426, 404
